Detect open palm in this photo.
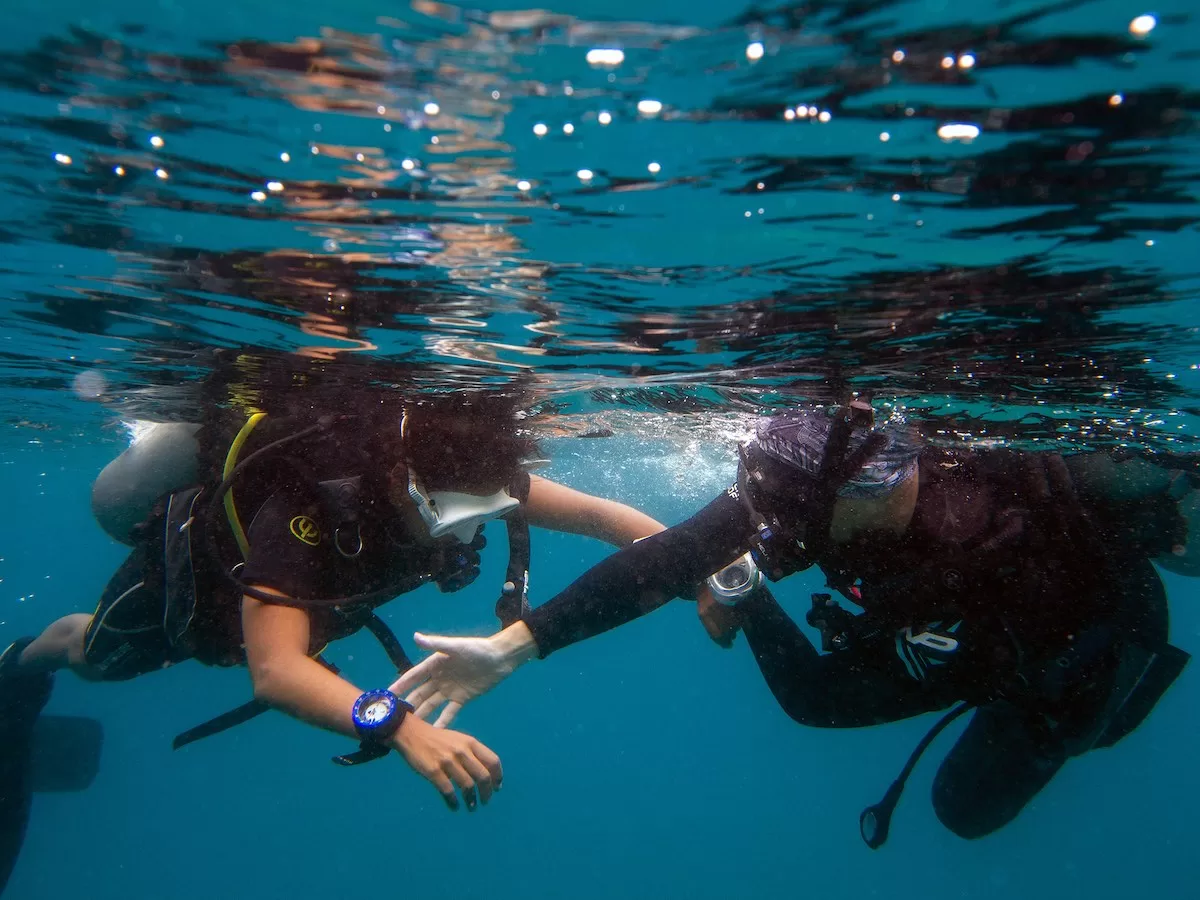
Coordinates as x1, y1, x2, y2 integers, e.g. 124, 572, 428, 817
389, 632, 519, 728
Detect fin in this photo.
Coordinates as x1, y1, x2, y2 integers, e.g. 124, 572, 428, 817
29, 716, 103, 793
0, 641, 54, 896
1093, 643, 1191, 749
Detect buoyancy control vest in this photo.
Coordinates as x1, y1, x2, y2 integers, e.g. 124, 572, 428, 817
124, 412, 535, 752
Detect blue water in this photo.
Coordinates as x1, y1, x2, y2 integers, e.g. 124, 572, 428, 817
3, 0, 1200, 896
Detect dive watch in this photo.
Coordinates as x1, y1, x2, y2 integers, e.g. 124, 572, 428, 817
333, 689, 413, 766
351, 689, 410, 744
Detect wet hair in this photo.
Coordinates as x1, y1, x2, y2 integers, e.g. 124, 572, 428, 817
754, 406, 922, 499
397, 392, 541, 491
195, 390, 540, 500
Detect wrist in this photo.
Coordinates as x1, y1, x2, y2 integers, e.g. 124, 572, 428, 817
492, 621, 539, 667
389, 710, 424, 752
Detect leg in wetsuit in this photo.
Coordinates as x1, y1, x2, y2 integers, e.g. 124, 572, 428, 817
81, 545, 176, 681
933, 557, 1177, 838
735, 557, 1180, 840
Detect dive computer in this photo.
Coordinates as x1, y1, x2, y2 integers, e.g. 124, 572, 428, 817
351, 689, 411, 744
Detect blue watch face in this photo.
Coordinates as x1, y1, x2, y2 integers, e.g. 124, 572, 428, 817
353, 689, 397, 732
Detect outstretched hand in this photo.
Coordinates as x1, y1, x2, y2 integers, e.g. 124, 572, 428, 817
389, 623, 539, 728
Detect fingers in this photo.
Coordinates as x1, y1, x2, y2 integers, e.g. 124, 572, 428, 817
413, 737, 503, 814
430, 770, 460, 812
442, 757, 480, 812
414, 692, 446, 722
417, 633, 458, 657
459, 752, 495, 805
389, 654, 441, 695
472, 739, 503, 790
413, 632, 468, 653
405, 680, 439, 714
697, 602, 721, 641
696, 596, 735, 649
701, 617, 730, 648
433, 701, 462, 729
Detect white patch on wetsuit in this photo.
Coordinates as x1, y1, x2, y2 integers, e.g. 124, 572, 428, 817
894, 620, 963, 680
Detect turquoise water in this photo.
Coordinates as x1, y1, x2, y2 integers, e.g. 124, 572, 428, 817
2, 0, 1200, 897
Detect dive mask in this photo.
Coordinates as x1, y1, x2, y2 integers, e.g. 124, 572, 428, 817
707, 553, 763, 606
407, 471, 519, 543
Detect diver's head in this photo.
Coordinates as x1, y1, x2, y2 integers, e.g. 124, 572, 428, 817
394, 394, 539, 494
742, 404, 923, 566
753, 405, 922, 500
378, 392, 542, 542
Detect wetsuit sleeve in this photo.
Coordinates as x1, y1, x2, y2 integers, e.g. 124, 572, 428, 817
239, 490, 332, 601
737, 588, 953, 727
522, 487, 756, 657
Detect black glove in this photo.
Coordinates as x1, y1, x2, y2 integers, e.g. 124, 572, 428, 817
435, 532, 486, 593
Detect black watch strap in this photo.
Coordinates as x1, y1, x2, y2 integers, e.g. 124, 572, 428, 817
332, 741, 393, 767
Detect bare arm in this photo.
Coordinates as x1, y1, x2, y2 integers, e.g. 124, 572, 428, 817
241, 591, 363, 735
524, 474, 666, 547
241, 589, 502, 810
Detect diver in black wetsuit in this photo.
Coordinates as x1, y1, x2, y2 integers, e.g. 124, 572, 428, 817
390, 402, 1196, 844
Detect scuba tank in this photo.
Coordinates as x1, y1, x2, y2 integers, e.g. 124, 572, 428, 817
91, 422, 202, 545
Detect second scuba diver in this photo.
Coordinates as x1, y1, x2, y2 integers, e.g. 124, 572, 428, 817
388, 401, 1197, 845
0, 392, 684, 892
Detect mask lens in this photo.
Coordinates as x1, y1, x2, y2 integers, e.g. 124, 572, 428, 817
714, 561, 751, 592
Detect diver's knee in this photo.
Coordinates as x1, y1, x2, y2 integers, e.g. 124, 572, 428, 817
57, 614, 92, 658
931, 770, 1007, 840
18, 613, 92, 671
59, 613, 102, 673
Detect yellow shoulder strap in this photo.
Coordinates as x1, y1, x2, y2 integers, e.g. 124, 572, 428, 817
223, 412, 266, 560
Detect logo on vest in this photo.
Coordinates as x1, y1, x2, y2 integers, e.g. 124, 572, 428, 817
289, 515, 321, 546
894, 621, 962, 682
904, 626, 960, 653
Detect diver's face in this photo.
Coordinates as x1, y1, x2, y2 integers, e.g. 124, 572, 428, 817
827, 468, 920, 543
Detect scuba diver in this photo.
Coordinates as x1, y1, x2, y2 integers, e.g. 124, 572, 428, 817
386, 401, 1197, 845
0, 393, 676, 891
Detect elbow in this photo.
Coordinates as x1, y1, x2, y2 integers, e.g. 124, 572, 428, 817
589, 503, 662, 548
247, 655, 289, 706
770, 690, 843, 728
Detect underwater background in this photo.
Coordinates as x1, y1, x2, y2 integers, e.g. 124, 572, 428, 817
2, 0, 1200, 896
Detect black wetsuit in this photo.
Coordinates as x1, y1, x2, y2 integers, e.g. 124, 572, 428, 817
519, 449, 1186, 839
